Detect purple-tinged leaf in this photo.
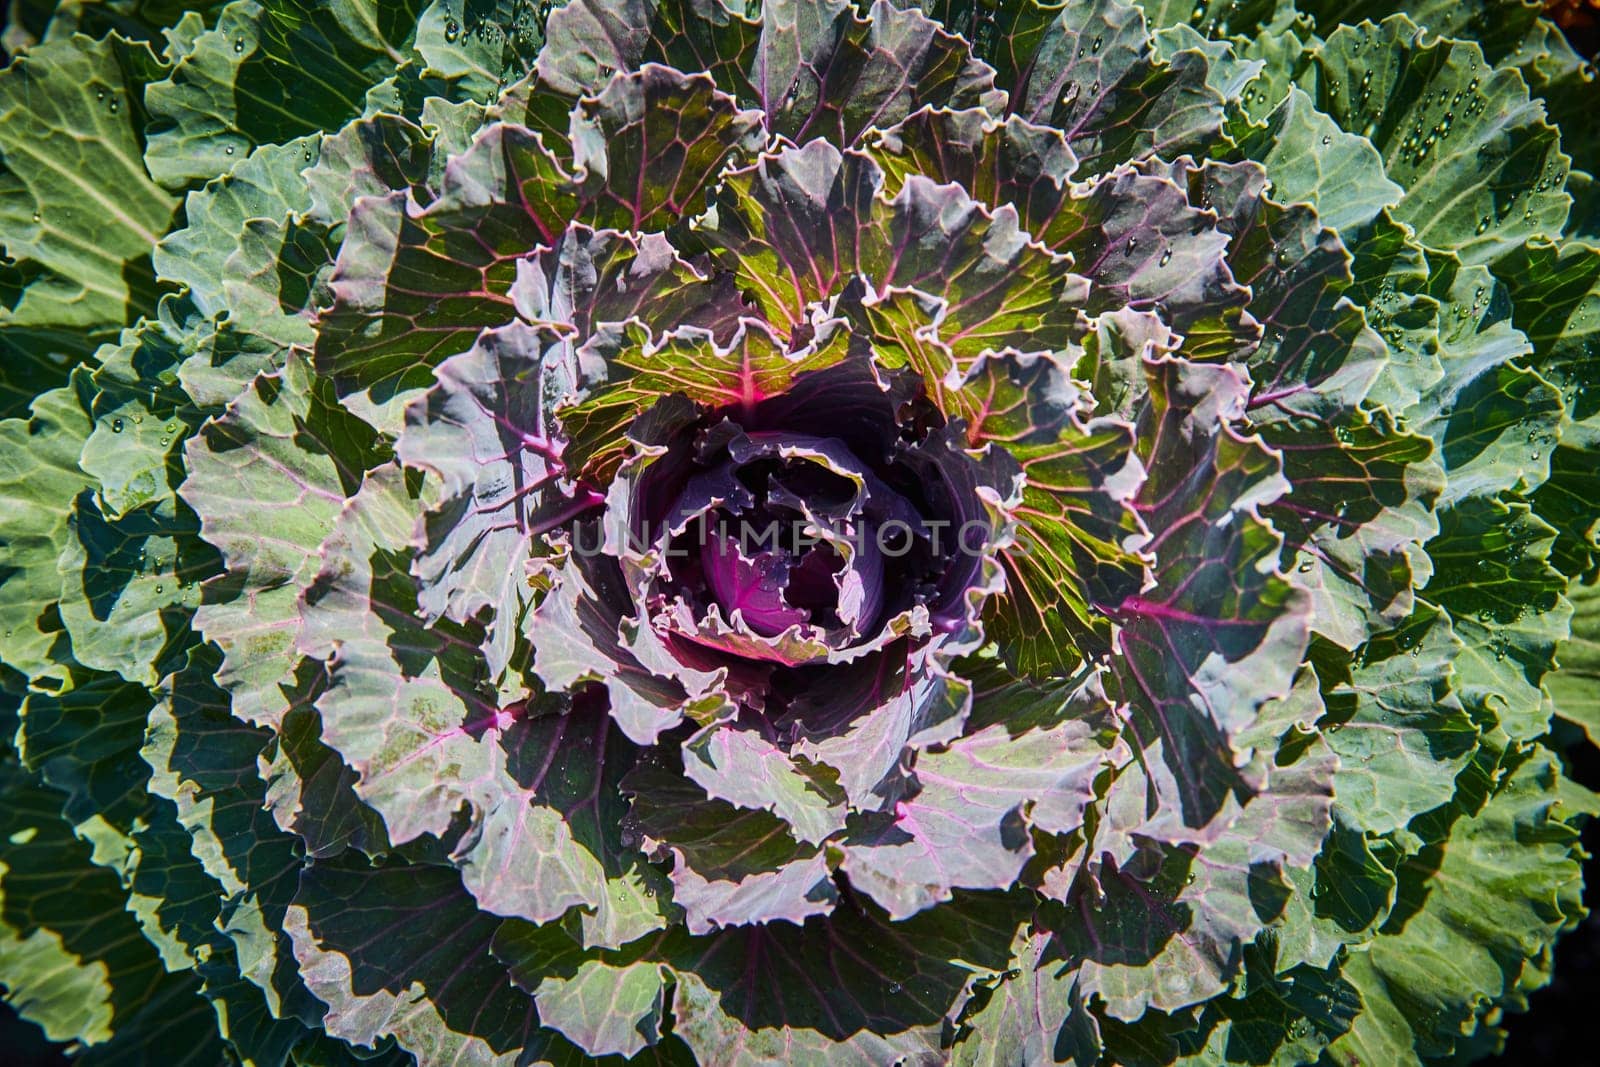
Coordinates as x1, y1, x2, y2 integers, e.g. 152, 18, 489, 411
788, 654, 972, 810
951, 927, 1101, 1067
558, 317, 852, 481
857, 176, 1090, 364
666, 890, 1018, 1065
298, 468, 669, 943
869, 106, 1080, 213
494, 921, 677, 1059
950, 0, 1223, 174
572, 65, 763, 232
538, 0, 762, 101
510, 224, 744, 363
395, 322, 593, 680
1103, 358, 1311, 836
313, 122, 580, 400
181, 355, 381, 729
456, 704, 673, 948
842, 719, 1116, 918
957, 350, 1145, 677
757, 0, 1003, 148
623, 761, 839, 932
681, 723, 849, 847
1074, 741, 1336, 1018
699, 139, 882, 332
527, 550, 733, 746
1263, 415, 1442, 648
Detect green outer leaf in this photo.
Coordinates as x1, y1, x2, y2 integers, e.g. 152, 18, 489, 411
1497, 240, 1600, 449
1329, 748, 1594, 1062
55, 495, 198, 685
144, 0, 426, 187
0, 33, 176, 331
295, 463, 497, 845
1426, 497, 1568, 741
1549, 577, 1600, 743
0, 376, 93, 683
1411, 259, 1557, 507
0, 755, 224, 1062
153, 136, 327, 349
1321, 606, 1478, 835
413, 0, 544, 102
1307, 15, 1570, 266
1235, 86, 1403, 235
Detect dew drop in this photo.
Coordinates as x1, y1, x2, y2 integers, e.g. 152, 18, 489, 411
1092, 35, 1103, 54
444, 18, 461, 42
31, 212, 40, 223
111, 417, 124, 433
233, 36, 246, 54
1159, 249, 1172, 267
108, 100, 119, 114
1321, 134, 1332, 146
224, 145, 235, 155
1124, 236, 1137, 256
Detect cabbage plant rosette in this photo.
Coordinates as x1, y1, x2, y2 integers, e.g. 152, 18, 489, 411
1, 0, 1597, 1064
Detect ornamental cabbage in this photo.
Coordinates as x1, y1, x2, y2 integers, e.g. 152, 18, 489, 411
0, 1, 1597, 1064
